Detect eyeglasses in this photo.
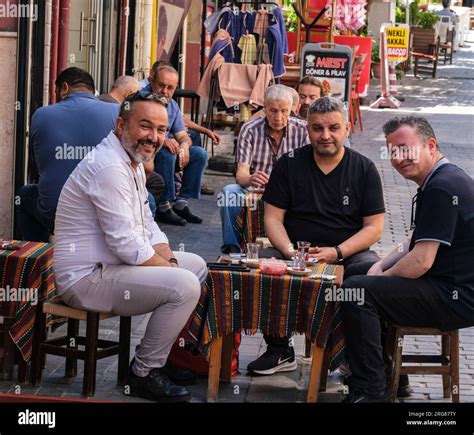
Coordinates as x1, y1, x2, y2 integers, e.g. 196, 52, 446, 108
126, 91, 169, 107
410, 190, 420, 230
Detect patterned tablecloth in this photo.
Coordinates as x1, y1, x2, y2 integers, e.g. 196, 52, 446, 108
0, 241, 59, 363
233, 192, 265, 251
189, 262, 345, 370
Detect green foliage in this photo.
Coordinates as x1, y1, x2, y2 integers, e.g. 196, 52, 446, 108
282, 0, 298, 32
395, 6, 406, 24
371, 40, 380, 62
410, 1, 422, 26
417, 11, 440, 29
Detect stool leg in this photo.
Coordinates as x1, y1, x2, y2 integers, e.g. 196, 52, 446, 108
450, 331, 460, 403
83, 312, 99, 397
442, 333, 451, 398
30, 304, 47, 386
65, 319, 79, 377
390, 329, 403, 402
117, 316, 131, 386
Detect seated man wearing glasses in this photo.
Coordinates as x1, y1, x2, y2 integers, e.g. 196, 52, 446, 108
247, 97, 385, 376
339, 116, 474, 402
144, 65, 209, 225
219, 84, 310, 254
53, 91, 208, 402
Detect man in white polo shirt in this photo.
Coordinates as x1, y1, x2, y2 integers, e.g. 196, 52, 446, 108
53, 91, 207, 403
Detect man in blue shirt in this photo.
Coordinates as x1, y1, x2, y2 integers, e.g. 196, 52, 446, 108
144, 65, 208, 225
17, 67, 119, 241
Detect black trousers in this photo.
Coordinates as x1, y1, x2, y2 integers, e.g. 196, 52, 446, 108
259, 248, 380, 350
341, 273, 473, 395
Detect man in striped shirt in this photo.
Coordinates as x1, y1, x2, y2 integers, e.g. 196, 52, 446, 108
218, 85, 310, 253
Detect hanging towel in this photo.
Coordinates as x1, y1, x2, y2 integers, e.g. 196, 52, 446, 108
272, 7, 289, 55
197, 54, 225, 101
238, 34, 257, 65
267, 22, 286, 78
204, 7, 232, 34
253, 9, 269, 36
256, 36, 271, 65
217, 63, 274, 108
208, 29, 234, 63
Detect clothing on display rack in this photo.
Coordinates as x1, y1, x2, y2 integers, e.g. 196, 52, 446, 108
204, 2, 287, 78
197, 53, 274, 109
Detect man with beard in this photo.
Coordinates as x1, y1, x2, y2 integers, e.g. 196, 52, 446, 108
246, 97, 385, 376
53, 91, 208, 402
296, 75, 325, 119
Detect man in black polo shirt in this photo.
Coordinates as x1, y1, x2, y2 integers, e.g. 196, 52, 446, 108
247, 97, 385, 375
340, 116, 474, 403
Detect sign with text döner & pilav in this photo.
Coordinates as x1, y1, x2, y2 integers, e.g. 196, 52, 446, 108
301, 43, 352, 102
385, 24, 410, 62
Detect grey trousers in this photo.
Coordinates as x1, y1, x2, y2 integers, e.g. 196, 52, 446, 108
60, 251, 208, 377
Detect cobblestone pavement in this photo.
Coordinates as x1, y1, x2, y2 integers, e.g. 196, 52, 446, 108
1, 34, 472, 405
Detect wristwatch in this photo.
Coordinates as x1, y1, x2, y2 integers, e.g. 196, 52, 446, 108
169, 257, 179, 266
334, 246, 344, 263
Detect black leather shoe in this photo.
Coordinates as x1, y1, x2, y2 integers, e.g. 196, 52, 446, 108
172, 205, 203, 224
161, 362, 198, 386
127, 367, 191, 402
343, 375, 412, 398
156, 209, 187, 226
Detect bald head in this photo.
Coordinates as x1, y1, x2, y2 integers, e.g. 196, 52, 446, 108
112, 75, 141, 93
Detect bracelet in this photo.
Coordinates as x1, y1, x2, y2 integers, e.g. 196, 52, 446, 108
169, 257, 178, 265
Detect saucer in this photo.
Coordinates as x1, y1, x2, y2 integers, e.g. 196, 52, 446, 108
287, 267, 312, 276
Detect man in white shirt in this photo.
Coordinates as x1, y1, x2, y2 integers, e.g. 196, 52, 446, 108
53, 91, 208, 403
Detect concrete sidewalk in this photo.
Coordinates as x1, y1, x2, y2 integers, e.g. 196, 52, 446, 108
1, 33, 472, 404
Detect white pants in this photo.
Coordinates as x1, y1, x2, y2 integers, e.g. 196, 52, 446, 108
61, 251, 207, 377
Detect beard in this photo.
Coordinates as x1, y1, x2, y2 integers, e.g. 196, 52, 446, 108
121, 129, 160, 164
312, 140, 342, 157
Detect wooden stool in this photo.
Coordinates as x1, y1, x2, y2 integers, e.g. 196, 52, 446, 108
387, 326, 460, 402
30, 301, 131, 397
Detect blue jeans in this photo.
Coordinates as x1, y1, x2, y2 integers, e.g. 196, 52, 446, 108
147, 192, 156, 218
16, 184, 50, 242
154, 145, 208, 202
218, 183, 248, 253
188, 129, 202, 147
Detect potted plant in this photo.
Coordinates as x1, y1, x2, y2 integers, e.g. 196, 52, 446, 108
371, 39, 381, 79
410, 1, 440, 52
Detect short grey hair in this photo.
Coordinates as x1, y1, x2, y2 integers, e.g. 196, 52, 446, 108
382, 116, 439, 149
308, 96, 348, 122
264, 84, 293, 106
111, 75, 140, 92
154, 65, 179, 79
